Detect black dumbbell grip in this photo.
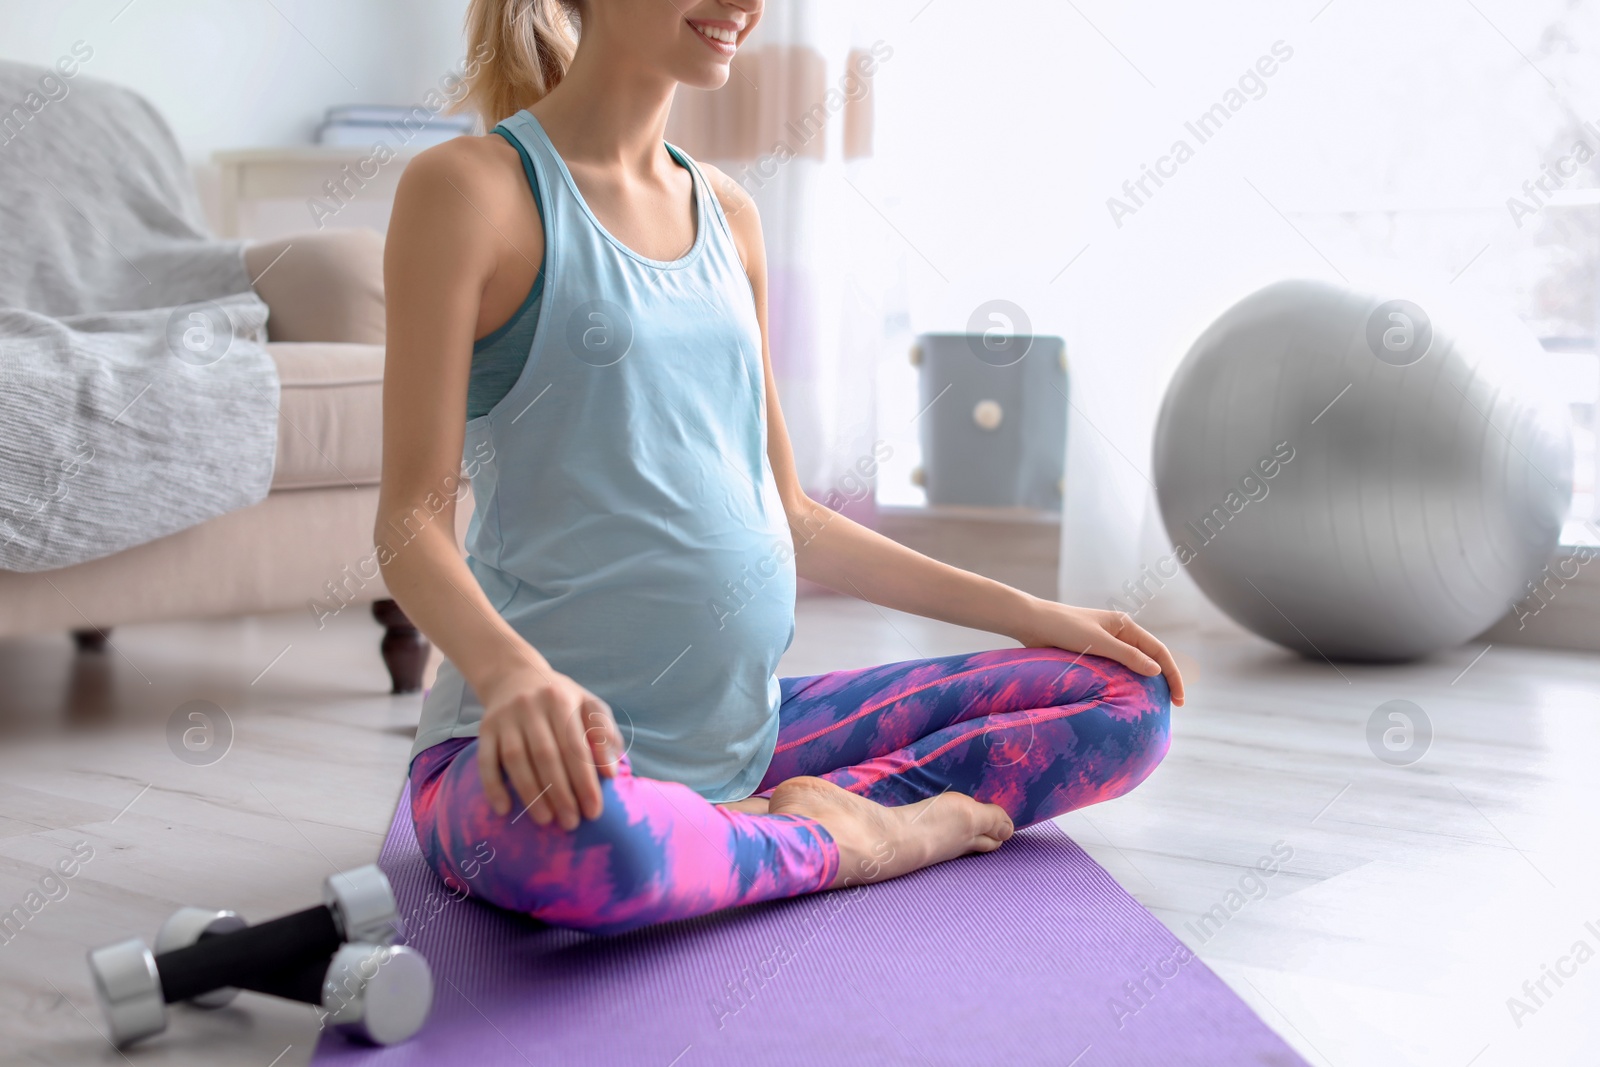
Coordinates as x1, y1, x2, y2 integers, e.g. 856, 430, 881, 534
155, 905, 341, 1004
237, 952, 330, 1005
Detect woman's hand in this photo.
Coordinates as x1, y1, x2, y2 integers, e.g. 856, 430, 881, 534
1009, 600, 1186, 706
475, 664, 626, 828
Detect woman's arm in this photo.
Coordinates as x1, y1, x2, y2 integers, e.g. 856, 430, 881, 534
703, 167, 1185, 706
377, 139, 622, 829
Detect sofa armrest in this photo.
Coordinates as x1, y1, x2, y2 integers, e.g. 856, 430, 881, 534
245, 228, 385, 345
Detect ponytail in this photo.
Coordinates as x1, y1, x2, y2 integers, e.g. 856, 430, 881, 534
459, 0, 582, 126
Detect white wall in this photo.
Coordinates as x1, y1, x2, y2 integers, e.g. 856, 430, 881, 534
0, 0, 471, 159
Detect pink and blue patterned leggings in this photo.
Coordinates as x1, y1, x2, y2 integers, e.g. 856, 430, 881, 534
410, 648, 1170, 935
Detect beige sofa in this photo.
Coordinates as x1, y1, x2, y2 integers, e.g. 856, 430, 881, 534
0, 230, 433, 692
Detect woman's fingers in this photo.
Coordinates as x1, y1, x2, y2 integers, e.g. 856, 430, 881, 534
477, 730, 513, 817
480, 680, 619, 828
522, 713, 581, 831
1097, 633, 1162, 678
552, 697, 606, 822
1107, 614, 1187, 706
495, 724, 553, 825
580, 697, 623, 779
1093, 614, 1160, 675
1141, 637, 1185, 706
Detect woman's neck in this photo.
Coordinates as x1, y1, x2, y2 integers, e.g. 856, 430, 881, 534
531, 33, 679, 176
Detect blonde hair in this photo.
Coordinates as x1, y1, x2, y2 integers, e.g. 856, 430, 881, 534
459, 0, 582, 126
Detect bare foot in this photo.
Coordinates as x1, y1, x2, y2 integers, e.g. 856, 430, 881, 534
719, 796, 770, 815
768, 777, 1013, 889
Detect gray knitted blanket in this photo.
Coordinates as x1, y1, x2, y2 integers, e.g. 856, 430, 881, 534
0, 59, 279, 572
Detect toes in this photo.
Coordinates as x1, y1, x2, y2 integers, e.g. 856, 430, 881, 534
974, 803, 1015, 844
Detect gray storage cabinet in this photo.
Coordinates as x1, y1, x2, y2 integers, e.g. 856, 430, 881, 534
912, 333, 1068, 510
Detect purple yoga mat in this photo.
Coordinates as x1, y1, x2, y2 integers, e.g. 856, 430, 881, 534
312, 787, 1307, 1067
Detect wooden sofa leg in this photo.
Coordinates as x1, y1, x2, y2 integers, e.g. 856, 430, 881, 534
72, 628, 111, 653
372, 599, 429, 694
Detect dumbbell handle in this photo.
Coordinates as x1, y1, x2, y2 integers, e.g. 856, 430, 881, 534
241, 950, 329, 1004
191, 922, 331, 1005
156, 905, 340, 1004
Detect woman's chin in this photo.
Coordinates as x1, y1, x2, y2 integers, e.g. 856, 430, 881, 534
673, 58, 736, 93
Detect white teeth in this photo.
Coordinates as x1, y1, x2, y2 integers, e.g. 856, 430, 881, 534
695, 24, 737, 45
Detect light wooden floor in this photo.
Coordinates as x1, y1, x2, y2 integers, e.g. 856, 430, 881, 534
1, 598, 1596, 1066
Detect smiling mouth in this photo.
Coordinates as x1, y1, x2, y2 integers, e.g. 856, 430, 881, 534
688, 20, 740, 54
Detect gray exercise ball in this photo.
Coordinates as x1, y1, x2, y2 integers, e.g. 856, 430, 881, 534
1152, 279, 1572, 662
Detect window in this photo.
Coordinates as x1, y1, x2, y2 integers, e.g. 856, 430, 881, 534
1536, 192, 1599, 547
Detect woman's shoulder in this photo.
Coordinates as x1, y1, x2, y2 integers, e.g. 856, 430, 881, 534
693, 160, 763, 271
390, 128, 542, 262
396, 128, 528, 207
694, 161, 756, 223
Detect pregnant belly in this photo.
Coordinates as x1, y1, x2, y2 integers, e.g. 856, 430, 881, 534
490, 540, 797, 708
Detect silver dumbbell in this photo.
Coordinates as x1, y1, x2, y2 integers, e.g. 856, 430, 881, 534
89, 864, 415, 1046
90, 936, 431, 1047
312, 942, 434, 1045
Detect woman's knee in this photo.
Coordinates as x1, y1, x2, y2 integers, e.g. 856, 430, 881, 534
1008, 648, 1172, 781
1086, 658, 1172, 798
412, 741, 676, 933
440, 778, 671, 934
1094, 654, 1171, 718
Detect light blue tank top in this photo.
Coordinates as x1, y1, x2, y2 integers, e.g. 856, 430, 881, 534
465, 127, 545, 420
412, 111, 797, 803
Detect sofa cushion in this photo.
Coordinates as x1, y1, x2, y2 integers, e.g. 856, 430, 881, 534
269, 342, 385, 490
246, 229, 386, 345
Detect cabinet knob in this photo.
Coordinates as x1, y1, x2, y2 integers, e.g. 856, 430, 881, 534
973, 399, 1003, 431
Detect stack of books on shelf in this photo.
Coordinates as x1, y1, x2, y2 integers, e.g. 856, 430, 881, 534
314, 105, 476, 150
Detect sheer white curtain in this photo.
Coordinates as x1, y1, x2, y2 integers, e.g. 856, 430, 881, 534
668, 1, 892, 522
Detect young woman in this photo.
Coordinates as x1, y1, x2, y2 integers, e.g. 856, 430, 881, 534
378, 0, 1184, 935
